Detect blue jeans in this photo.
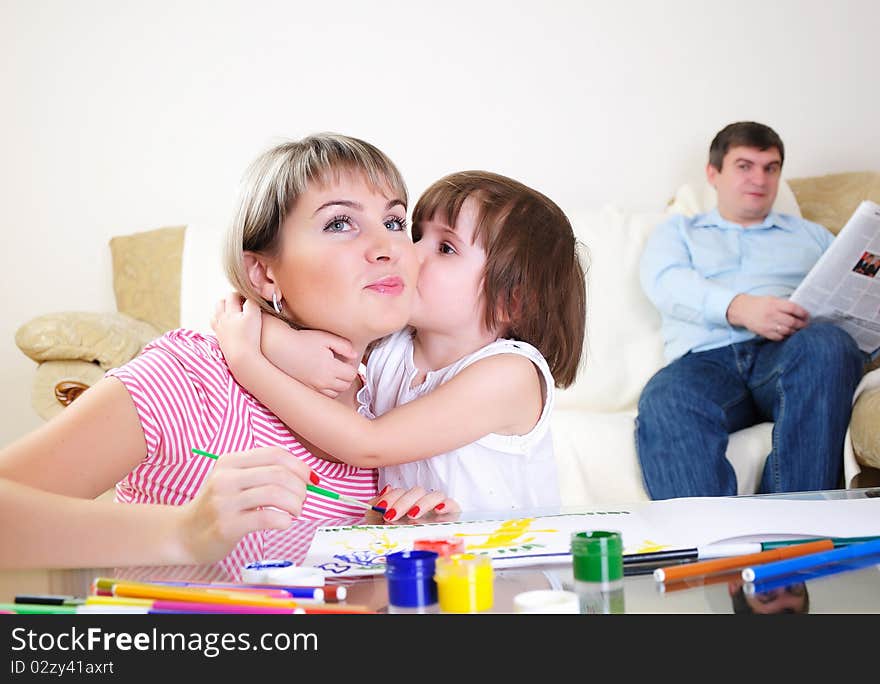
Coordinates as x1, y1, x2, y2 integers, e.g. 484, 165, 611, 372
635, 323, 866, 499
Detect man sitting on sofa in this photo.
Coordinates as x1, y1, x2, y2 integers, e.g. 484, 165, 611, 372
636, 121, 865, 499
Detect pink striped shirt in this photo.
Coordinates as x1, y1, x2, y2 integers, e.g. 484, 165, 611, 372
106, 329, 377, 576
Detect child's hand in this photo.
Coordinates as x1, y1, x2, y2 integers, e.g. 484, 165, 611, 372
372, 484, 461, 523
211, 293, 265, 381
177, 446, 314, 564
262, 315, 360, 398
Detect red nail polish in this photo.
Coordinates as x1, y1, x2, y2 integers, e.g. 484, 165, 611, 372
407, 506, 420, 517
383, 508, 397, 521
376, 500, 388, 510
434, 502, 445, 511
309, 472, 320, 485
379, 484, 390, 496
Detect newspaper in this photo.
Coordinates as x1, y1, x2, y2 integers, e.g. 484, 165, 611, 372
790, 200, 880, 356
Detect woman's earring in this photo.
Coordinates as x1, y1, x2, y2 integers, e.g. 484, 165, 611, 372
272, 292, 282, 314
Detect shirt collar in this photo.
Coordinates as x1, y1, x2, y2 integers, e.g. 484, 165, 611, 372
694, 207, 794, 232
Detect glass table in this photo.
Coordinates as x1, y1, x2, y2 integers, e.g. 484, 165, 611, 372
3, 487, 879, 614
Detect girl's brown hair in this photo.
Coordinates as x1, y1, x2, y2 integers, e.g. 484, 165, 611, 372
412, 171, 587, 387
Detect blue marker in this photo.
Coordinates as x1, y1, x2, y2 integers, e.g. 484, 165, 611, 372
741, 538, 880, 583
151, 579, 328, 602
744, 550, 880, 596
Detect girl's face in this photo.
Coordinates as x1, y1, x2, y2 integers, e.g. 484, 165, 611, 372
410, 196, 490, 337
269, 171, 418, 348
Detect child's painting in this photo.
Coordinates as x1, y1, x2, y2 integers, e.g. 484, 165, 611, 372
302, 510, 672, 576
301, 497, 880, 577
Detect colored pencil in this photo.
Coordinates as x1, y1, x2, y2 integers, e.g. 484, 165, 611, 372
111, 580, 301, 608
238, 582, 347, 602
0, 602, 79, 615
95, 576, 346, 602
86, 595, 306, 614
741, 538, 880, 583
305, 483, 387, 514
191, 447, 386, 514
156, 580, 325, 602
86, 596, 155, 607
623, 542, 763, 567
15, 594, 86, 606
759, 535, 880, 551
655, 539, 834, 583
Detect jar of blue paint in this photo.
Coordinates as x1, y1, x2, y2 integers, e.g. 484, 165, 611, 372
385, 549, 439, 614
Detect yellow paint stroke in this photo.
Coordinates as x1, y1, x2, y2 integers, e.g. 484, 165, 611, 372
633, 539, 670, 554
339, 530, 401, 557
454, 518, 558, 550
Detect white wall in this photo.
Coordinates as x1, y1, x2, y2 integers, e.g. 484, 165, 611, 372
2, 0, 878, 446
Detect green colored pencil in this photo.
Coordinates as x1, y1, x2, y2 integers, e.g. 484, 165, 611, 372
0, 602, 79, 614
190, 448, 386, 514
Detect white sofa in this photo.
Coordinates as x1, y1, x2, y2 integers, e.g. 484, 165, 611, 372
550, 180, 811, 506
18, 174, 879, 506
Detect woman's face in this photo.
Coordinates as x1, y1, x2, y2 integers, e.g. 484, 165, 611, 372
269, 171, 418, 348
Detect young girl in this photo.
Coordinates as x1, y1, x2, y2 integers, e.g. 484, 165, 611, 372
214, 170, 587, 514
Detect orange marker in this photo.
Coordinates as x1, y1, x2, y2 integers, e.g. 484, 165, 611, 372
655, 538, 834, 583
111, 581, 300, 609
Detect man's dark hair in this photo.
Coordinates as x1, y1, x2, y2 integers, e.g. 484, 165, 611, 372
708, 121, 785, 171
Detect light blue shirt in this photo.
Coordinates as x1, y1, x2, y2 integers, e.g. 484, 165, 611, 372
640, 209, 834, 361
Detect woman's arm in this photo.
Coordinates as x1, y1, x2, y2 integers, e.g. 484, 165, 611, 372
0, 377, 313, 568
0, 377, 150, 497
216, 300, 543, 467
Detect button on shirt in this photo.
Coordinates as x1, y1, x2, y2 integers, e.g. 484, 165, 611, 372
640, 209, 834, 361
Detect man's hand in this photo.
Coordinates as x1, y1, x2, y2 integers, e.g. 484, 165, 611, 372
726, 294, 810, 341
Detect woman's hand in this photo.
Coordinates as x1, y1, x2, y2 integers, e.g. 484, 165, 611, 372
371, 484, 461, 523
176, 446, 314, 564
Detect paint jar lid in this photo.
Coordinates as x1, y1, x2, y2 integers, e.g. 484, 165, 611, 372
385, 550, 439, 608
241, 559, 325, 586
570, 531, 623, 583
433, 553, 493, 579
513, 590, 580, 614
413, 537, 465, 557
385, 549, 438, 579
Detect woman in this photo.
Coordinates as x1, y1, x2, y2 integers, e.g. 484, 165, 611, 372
0, 133, 454, 570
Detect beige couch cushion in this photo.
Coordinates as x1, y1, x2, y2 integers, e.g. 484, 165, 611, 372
110, 225, 186, 332
15, 311, 159, 370
788, 171, 880, 236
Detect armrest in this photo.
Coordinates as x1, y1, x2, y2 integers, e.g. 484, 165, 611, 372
15, 311, 160, 371
850, 385, 880, 470
31, 360, 106, 421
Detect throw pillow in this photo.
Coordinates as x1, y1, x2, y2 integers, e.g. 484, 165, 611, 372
666, 178, 802, 218
15, 311, 160, 370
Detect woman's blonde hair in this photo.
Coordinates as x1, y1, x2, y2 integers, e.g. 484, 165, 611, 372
224, 133, 408, 323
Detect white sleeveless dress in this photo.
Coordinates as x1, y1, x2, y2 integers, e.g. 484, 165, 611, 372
356, 329, 560, 513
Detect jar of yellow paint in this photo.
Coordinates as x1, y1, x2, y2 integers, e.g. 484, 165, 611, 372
434, 553, 494, 613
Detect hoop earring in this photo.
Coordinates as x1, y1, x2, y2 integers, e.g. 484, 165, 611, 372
272, 292, 282, 314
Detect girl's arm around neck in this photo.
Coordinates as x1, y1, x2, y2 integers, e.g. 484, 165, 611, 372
237, 352, 544, 467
